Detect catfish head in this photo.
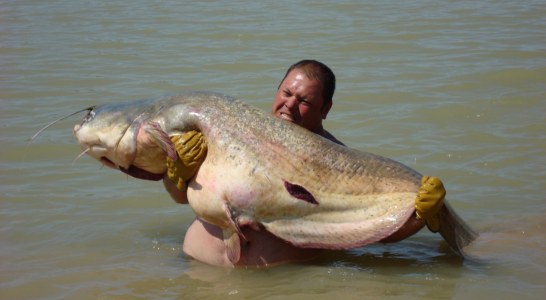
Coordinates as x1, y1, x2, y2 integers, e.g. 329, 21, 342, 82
73, 99, 177, 181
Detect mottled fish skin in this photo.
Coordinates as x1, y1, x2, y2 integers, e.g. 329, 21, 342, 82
74, 92, 423, 250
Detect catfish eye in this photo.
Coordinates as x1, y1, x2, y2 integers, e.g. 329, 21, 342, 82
83, 110, 96, 123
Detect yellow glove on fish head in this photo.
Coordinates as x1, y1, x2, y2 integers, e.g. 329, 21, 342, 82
166, 130, 207, 190
415, 176, 446, 233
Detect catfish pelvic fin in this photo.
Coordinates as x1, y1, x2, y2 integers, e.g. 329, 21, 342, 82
223, 203, 246, 240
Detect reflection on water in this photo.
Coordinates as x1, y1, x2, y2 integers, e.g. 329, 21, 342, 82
1, 0, 545, 299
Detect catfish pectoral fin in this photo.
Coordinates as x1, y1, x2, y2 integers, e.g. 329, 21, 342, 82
438, 201, 478, 256
143, 121, 177, 161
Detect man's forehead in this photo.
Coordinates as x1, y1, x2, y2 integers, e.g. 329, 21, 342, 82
284, 71, 321, 89
287, 69, 311, 80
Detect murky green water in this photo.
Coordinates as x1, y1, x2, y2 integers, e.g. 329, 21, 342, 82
1, 0, 545, 299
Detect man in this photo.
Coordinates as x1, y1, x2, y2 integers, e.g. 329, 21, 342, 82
164, 60, 440, 267
271, 60, 344, 145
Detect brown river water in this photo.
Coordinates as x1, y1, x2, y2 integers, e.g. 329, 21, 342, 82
1, 0, 545, 299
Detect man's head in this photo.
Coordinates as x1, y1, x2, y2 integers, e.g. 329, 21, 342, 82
272, 60, 336, 134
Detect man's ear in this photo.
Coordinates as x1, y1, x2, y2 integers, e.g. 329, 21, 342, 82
321, 100, 332, 119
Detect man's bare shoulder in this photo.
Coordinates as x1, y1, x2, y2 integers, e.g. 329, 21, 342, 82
321, 129, 345, 146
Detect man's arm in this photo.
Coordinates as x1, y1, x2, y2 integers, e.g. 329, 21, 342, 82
164, 177, 189, 204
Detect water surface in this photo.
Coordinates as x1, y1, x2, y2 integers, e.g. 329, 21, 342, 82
1, 0, 545, 299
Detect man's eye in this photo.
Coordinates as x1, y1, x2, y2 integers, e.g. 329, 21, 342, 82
299, 99, 311, 106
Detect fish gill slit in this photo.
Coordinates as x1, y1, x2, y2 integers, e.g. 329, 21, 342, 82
113, 112, 147, 165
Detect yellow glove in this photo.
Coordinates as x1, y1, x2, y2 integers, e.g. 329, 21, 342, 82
166, 130, 207, 190
415, 176, 446, 233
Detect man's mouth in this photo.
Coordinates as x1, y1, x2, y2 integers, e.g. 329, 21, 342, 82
279, 112, 295, 122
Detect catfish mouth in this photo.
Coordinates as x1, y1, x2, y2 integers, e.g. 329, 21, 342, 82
101, 156, 164, 181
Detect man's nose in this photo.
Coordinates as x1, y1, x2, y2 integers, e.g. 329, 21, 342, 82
284, 97, 297, 109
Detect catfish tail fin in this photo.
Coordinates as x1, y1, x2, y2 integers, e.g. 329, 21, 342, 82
438, 201, 478, 256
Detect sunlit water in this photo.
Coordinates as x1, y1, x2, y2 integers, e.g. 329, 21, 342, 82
1, 0, 545, 299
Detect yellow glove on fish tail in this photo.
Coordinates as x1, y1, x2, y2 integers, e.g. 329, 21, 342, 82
166, 130, 207, 190
415, 176, 446, 233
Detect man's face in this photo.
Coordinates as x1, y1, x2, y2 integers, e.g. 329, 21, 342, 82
271, 69, 331, 133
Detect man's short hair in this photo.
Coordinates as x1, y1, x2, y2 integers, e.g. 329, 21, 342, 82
279, 60, 336, 109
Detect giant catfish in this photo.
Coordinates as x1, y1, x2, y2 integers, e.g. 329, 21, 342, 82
72, 92, 477, 262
